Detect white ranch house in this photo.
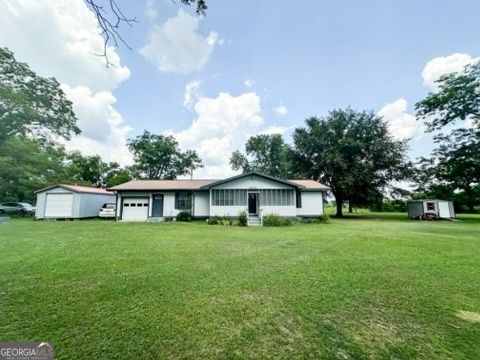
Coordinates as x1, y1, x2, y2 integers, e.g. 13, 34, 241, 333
109, 172, 329, 223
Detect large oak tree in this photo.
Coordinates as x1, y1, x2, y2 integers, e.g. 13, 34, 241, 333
0, 47, 79, 143
127, 130, 202, 180
292, 109, 409, 217
415, 127, 480, 212
230, 134, 293, 178
415, 61, 480, 211
416, 62, 480, 132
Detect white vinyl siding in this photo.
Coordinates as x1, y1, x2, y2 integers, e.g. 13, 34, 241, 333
193, 192, 209, 217
296, 192, 324, 216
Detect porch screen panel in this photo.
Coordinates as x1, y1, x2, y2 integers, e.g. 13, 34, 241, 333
256, 189, 294, 206
211, 189, 248, 206
240, 190, 247, 205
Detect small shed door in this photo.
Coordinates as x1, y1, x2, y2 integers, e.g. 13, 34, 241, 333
408, 202, 423, 219
438, 202, 450, 218
45, 193, 74, 217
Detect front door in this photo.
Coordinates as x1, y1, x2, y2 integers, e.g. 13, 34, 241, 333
248, 193, 258, 215
152, 194, 164, 217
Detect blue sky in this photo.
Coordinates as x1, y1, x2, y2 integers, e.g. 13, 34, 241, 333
0, 0, 479, 177
116, 0, 479, 131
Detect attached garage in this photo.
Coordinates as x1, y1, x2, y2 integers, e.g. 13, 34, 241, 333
35, 184, 115, 219
121, 197, 149, 221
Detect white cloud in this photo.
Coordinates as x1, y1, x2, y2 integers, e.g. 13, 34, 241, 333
0, 0, 130, 93
173, 92, 264, 178
183, 80, 201, 110
257, 126, 289, 135
422, 53, 479, 89
378, 98, 424, 140
140, 10, 220, 74
274, 104, 288, 115
0, 0, 133, 166
60, 85, 132, 165
144, 0, 158, 20
244, 78, 255, 88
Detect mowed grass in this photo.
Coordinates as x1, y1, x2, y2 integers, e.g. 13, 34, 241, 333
0, 214, 479, 359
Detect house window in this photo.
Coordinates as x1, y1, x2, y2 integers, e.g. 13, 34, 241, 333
426, 202, 435, 211
175, 191, 192, 210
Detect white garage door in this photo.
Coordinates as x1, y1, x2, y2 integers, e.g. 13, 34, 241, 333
122, 198, 149, 221
45, 193, 74, 217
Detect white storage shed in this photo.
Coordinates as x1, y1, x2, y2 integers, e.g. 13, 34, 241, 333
35, 184, 115, 219
407, 199, 455, 220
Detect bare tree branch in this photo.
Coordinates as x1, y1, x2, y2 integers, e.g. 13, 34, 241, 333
85, 0, 138, 67
86, 0, 208, 66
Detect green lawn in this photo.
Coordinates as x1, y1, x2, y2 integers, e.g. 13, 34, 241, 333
1, 214, 479, 359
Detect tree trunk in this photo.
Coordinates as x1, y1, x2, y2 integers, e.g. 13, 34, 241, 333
464, 187, 475, 213
335, 197, 343, 218
468, 201, 475, 213
348, 201, 353, 213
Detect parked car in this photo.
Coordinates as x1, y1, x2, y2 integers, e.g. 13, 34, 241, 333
99, 203, 116, 218
0, 202, 36, 215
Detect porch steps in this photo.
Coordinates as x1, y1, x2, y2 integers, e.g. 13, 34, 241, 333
247, 216, 262, 227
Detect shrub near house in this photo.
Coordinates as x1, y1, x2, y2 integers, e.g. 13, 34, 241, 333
262, 213, 292, 226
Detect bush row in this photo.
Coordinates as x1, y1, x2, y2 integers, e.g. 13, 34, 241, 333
177, 210, 329, 226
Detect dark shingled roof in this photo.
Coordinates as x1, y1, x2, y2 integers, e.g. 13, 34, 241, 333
109, 172, 329, 192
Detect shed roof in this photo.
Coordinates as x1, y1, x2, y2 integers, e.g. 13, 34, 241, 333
35, 184, 113, 195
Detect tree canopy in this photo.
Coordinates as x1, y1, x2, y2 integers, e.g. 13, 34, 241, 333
414, 60, 480, 211
127, 130, 202, 179
415, 127, 480, 212
0, 47, 79, 143
65, 152, 132, 188
415, 62, 480, 132
292, 109, 409, 217
0, 137, 70, 202
0, 47, 134, 201
230, 134, 293, 178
